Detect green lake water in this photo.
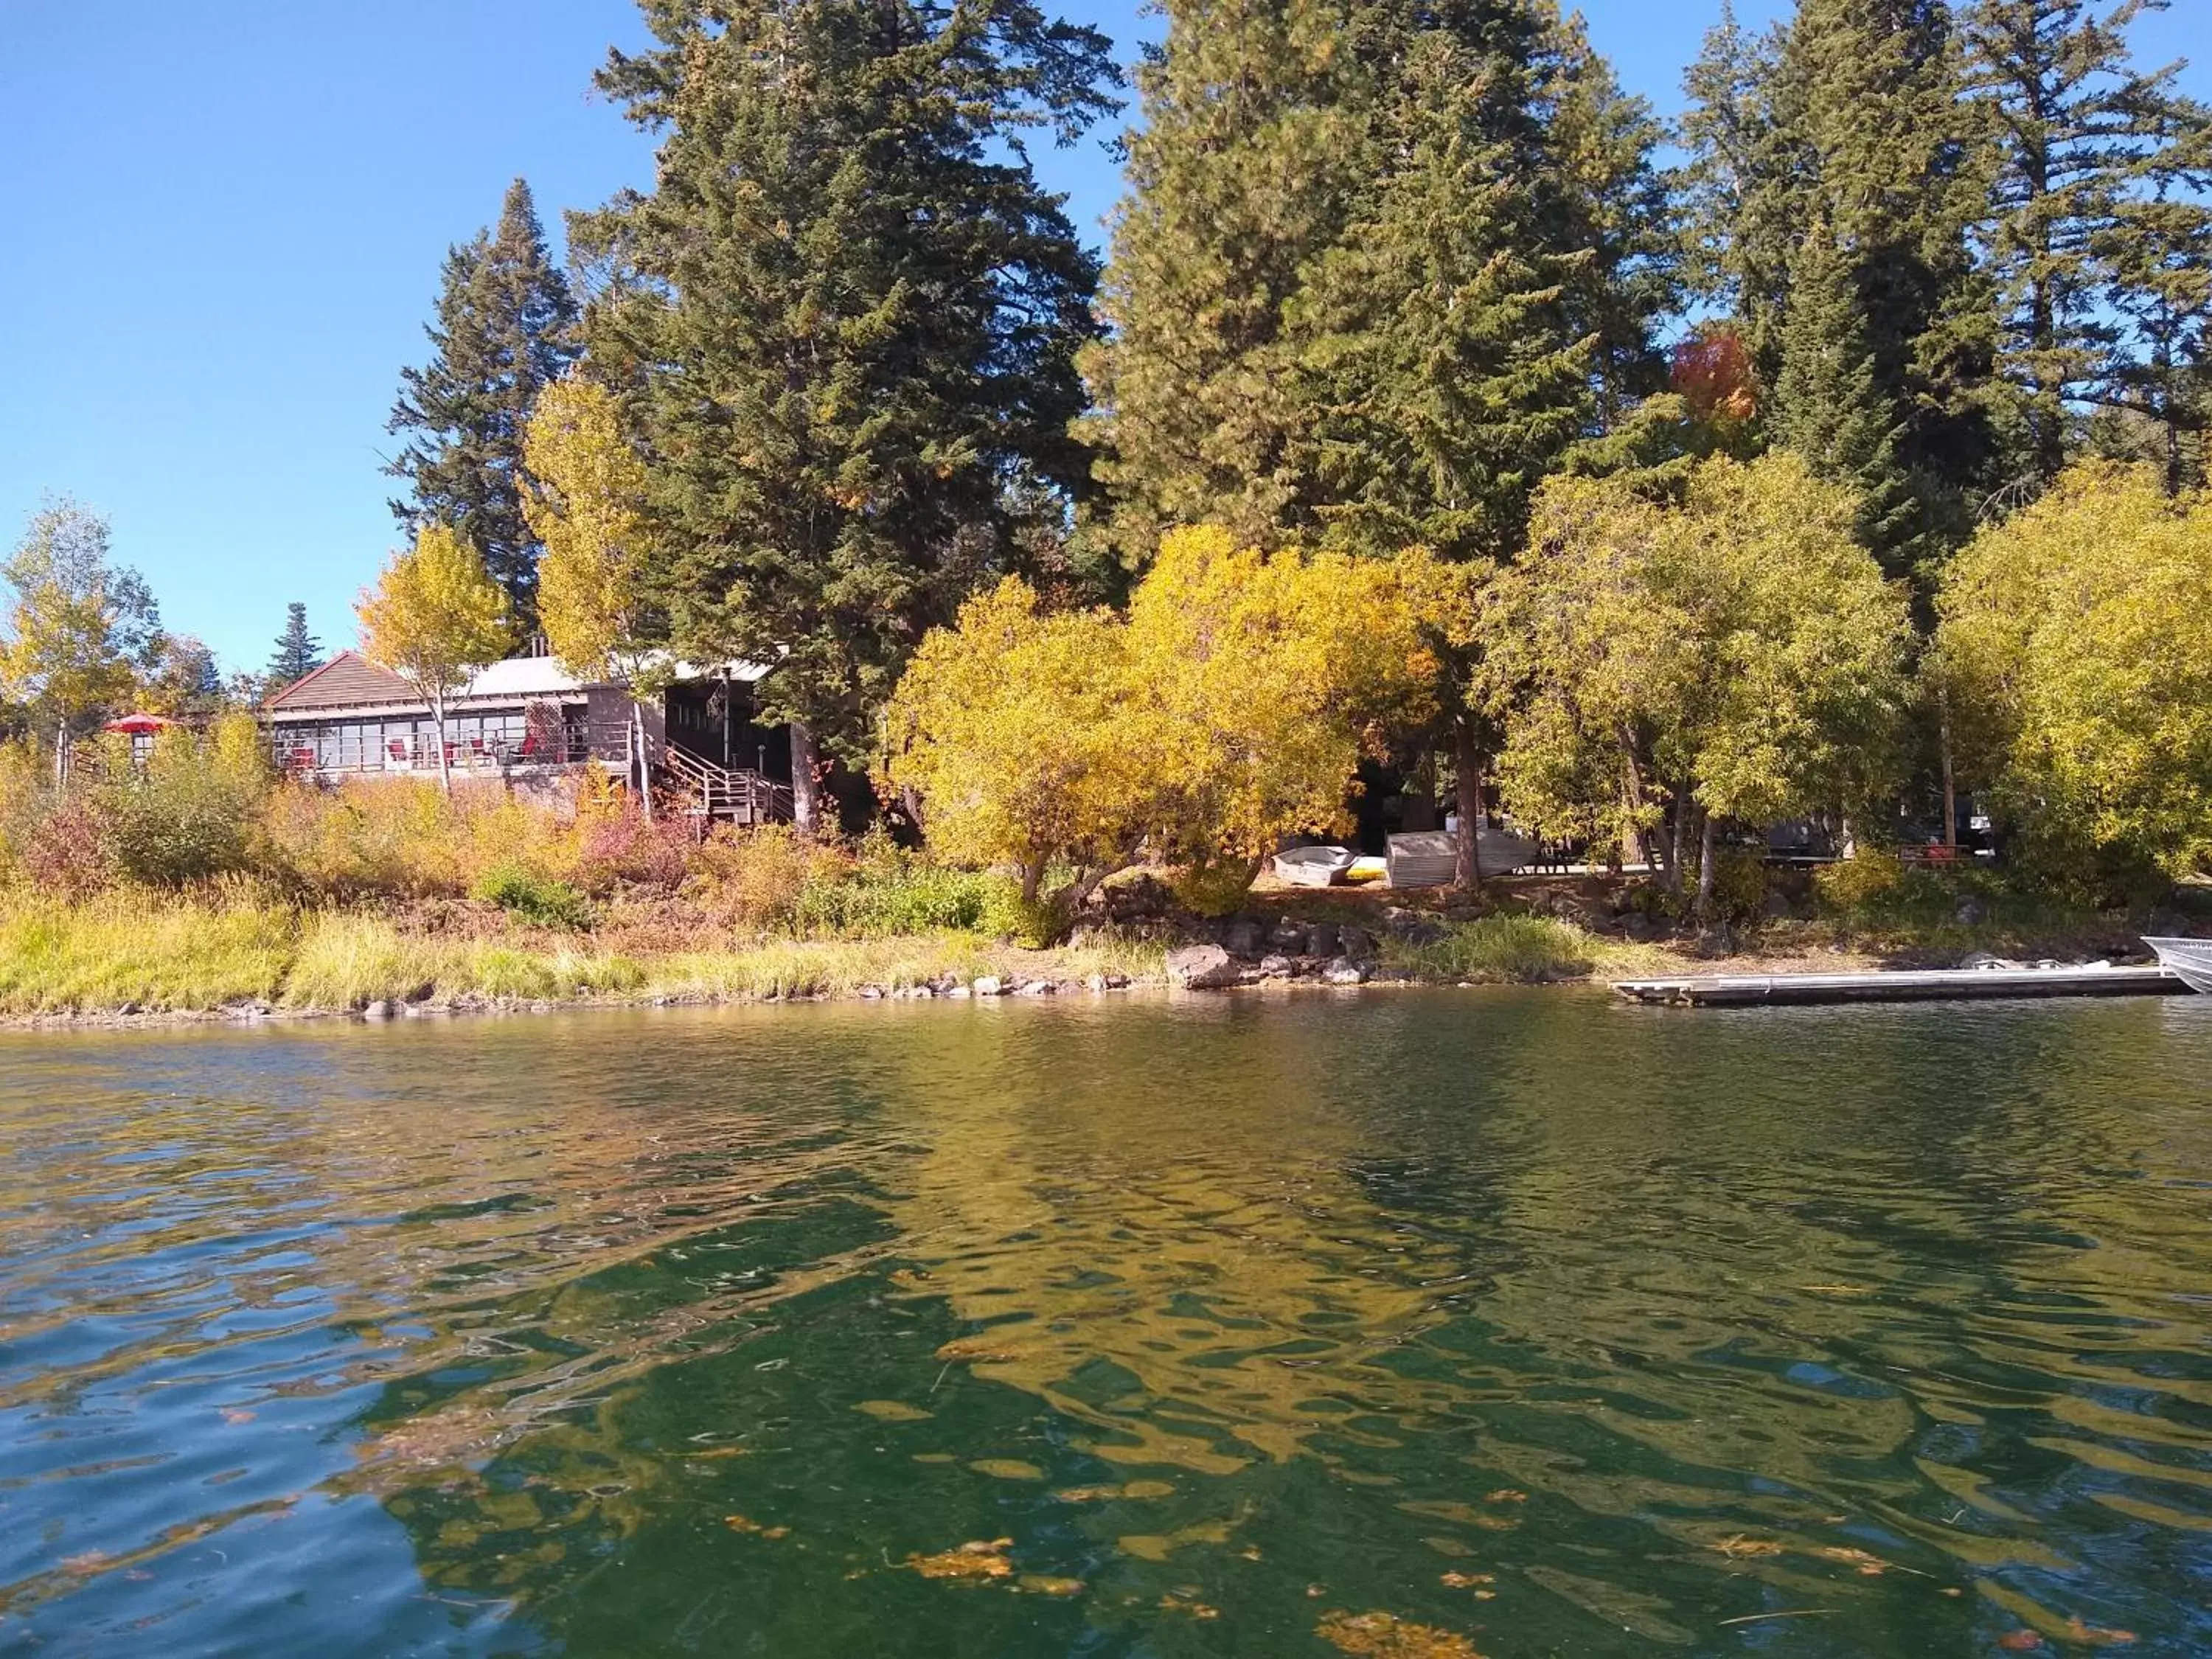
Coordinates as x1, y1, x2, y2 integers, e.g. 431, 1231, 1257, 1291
2, 991, 2211, 1656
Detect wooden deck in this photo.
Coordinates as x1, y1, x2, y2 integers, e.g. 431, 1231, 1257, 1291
1614, 964, 2185, 1007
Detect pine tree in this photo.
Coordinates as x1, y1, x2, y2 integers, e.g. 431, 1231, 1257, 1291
387, 178, 578, 625
1962, 0, 2212, 486
265, 602, 321, 689
574, 0, 1118, 830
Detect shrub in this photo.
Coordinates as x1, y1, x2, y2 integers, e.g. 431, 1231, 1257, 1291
1814, 849, 1906, 912
100, 720, 270, 887
1169, 858, 1262, 919
1705, 851, 1770, 925
569, 798, 695, 894
472, 863, 596, 931
796, 859, 1020, 937
689, 823, 852, 931
13, 793, 113, 897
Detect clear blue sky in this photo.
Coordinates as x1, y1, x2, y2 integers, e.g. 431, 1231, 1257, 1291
1, 2, 2202, 674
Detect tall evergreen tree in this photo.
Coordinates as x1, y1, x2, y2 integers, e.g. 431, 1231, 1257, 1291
1086, 0, 1671, 561
1962, 0, 2212, 486
387, 178, 579, 624
574, 0, 1118, 830
1079, 0, 1377, 558
1686, 0, 2000, 578
265, 602, 321, 688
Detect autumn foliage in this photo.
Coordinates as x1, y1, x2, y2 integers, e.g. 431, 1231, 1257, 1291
882, 527, 1443, 919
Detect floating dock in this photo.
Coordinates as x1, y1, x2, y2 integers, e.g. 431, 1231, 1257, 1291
1614, 964, 2184, 1008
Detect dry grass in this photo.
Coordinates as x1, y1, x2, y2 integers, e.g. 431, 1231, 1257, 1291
0, 892, 1170, 1019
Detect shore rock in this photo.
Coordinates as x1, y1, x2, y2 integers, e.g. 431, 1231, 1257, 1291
362, 1000, 395, 1022
1222, 920, 1264, 959
1323, 957, 1371, 986
971, 975, 1005, 998
1166, 944, 1242, 990
1258, 953, 1295, 977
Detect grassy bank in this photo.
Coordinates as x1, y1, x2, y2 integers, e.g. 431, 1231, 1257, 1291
0, 893, 1169, 1020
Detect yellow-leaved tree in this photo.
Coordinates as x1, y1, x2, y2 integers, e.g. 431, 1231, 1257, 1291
521, 376, 659, 810
881, 527, 1442, 930
1127, 526, 1442, 907
0, 499, 162, 785
1936, 462, 2212, 888
1492, 453, 1913, 914
356, 524, 510, 793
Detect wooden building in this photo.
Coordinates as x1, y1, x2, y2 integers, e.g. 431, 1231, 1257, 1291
262, 652, 795, 823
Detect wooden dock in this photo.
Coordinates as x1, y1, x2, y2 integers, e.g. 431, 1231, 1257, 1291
1614, 964, 2184, 1008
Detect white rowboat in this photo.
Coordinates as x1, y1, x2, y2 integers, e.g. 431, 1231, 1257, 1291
1273, 845, 1357, 888
2143, 938, 2212, 995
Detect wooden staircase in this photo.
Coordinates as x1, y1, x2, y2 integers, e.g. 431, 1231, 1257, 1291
661, 746, 796, 824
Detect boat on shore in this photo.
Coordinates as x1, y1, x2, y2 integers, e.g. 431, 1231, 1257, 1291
2143, 938, 2212, 995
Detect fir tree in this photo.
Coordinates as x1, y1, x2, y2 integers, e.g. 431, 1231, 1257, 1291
1962, 0, 2212, 485
388, 178, 578, 624
575, 0, 1118, 830
265, 602, 321, 689
1290, 31, 1595, 563
1693, 0, 2001, 578
1087, 0, 1669, 560
1079, 0, 1377, 559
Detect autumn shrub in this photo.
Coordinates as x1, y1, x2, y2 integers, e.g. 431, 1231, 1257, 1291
1705, 850, 1770, 925
18, 794, 113, 897
568, 798, 695, 893
689, 823, 853, 931
1812, 849, 1906, 912
98, 716, 271, 887
471, 863, 596, 931
1169, 858, 1263, 919
262, 779, 478, 900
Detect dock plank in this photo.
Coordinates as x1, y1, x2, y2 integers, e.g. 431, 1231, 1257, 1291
1613, 965, 2183, 1007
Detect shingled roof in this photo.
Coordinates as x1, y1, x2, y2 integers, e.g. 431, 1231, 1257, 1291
265, 651, 417, 712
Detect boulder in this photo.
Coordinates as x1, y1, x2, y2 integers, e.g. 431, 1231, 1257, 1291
1305, 921, 1340, 959
1015, 979, 1056, 996
1223, 919, 1264, 959
1269, 920, 1309, 953
1258, 953, 1295, 977
1337, 925, 1374, 961
971, 975, 1005, 998
1166, 944, 1242, 990
1322, 957, 1371, 986
362, 1000, 395, 1022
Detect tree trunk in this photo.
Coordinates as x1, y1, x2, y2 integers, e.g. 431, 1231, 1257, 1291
1618, 732, 1649, 871
633, 701, 653, 821
1694, 809, 1718, 922
431, 693, 452, 795
1452, 714, 1484, 893
1938, 689, 1958, 849
790, 718, 821, 834
1667, 781, 1693, 896
52, 721, 67, 790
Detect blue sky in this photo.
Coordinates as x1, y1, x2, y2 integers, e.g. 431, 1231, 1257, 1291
1, 2, 2202, 673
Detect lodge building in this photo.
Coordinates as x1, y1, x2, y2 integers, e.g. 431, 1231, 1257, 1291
262, 651, 796, 823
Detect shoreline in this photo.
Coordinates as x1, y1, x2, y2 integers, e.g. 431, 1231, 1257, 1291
0, 939, 2135, 1034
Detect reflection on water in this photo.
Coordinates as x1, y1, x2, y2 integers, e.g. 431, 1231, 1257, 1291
2, 992, 2210, 1655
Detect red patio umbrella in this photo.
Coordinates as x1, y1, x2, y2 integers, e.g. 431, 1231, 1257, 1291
100, 713, 178, 735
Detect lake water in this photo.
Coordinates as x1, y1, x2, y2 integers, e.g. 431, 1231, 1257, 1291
3, 992, 2211, 1656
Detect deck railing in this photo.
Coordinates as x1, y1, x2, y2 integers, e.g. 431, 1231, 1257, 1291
272, 734, 593, 777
